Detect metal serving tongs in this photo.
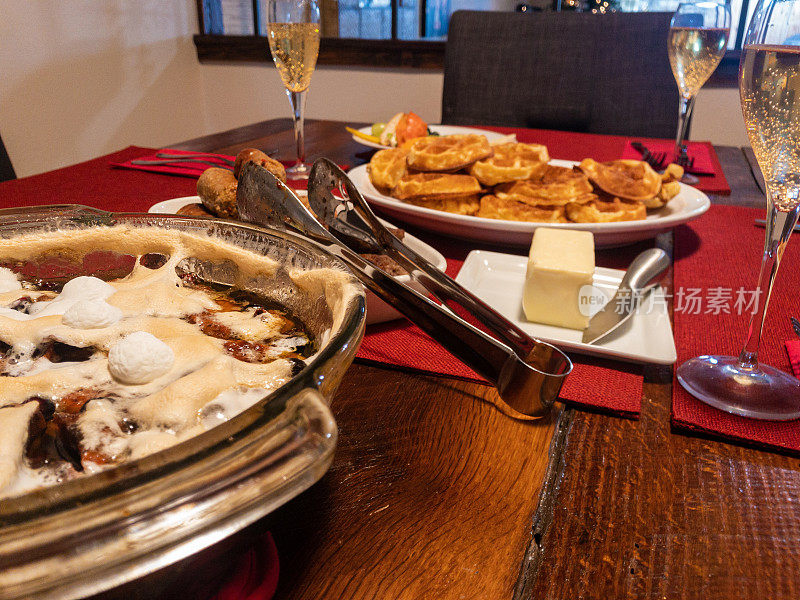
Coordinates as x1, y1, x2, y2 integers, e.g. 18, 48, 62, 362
308, 159, 542, 356
236, 161, 572, 417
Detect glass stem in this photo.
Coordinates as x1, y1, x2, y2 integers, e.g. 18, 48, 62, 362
286, 89, 307, 165
674, 95, 695, 157
738, 199, 800, 368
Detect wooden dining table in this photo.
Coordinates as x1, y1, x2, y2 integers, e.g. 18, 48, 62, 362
172, 119, 797, 599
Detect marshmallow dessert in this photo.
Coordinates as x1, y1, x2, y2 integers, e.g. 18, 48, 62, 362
0, 207, 364, 600
0, 220, 362, 499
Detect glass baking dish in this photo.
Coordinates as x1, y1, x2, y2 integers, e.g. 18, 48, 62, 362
0, 205, 365, 600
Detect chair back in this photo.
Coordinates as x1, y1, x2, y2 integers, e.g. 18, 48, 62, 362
442, 10, 680, 138
0, 134, 15, 182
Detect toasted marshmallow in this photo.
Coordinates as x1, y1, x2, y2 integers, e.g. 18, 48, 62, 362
62, 298, 123, 329
29, 276, 116, 317
108, 331, 174, 385
0, 268, 21, 293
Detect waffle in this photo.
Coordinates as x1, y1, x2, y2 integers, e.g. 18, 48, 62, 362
399, 136, 430, 150
565, 196, 647, 223
539, 164, 586, 184
406, 134, 493, 172
405, 194, 481, 216
478, 195, 567, 222
367, 148, 409, 192
468, 142, 550, 186
391, 172, 482, 201
495, 177, 594, 207
579, 159, 662, 202
643, 164, 684, 209
662, 163, 684, 183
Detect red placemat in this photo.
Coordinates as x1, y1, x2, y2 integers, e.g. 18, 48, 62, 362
0, 146, 197, 212
787, 340, 800, 376
672, 203, 800, 454
620, 140, 716, 176
110, 148, 313, 191
111, 148, 235, 178
480, 126, 731, 195
358, 234, 646, 417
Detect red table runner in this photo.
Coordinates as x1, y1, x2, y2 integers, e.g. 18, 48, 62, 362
0, 145, 647, 417
480, 125, 730, 195
672, 204, 800, 454
0, 138, 745, 598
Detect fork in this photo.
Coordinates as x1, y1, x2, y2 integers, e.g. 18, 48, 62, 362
649, 151, 667, 170
630, 141, 667, 170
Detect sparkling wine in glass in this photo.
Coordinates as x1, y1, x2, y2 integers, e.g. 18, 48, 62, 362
668, 2, 730, 172
677, 0, 800, 419
267, 0, 320, 180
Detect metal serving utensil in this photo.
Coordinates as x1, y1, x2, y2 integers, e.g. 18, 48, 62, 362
307, 158, 540, 356
236, 161, 572, 418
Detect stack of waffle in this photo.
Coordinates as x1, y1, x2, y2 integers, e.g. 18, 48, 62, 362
366, 134, 683, 223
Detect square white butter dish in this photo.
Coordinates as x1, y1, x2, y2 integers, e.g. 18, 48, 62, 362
455, 250, 676, 365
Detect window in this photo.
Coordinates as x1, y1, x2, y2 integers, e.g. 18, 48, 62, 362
199, 0, 474, 40
614, 0, 753, 50
194, 0, 747, 79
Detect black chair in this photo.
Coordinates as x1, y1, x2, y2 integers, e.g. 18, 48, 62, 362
0, 134, 15, 182
442, 10, 680, 139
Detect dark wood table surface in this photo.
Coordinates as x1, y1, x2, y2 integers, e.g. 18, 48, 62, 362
173, 119, 800, 599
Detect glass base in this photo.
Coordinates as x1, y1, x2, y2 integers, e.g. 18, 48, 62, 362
677, 355, 800, 421
286, 161, 311, 180
681, 173, 700, 186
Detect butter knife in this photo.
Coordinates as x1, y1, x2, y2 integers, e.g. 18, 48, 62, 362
582, 249, 671, 345
755, 218, 800, 232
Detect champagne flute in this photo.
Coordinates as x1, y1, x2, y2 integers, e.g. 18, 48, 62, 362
267, 0, 320, 180
667, 1, 730, 173
677, 0, 800, 419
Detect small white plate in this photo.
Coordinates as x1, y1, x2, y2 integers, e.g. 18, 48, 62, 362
454, 249, 676, 365
351, 124, 512, 150
347, 160, 711, 248
148, 196, 448, 325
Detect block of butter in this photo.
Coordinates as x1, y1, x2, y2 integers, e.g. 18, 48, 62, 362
522, 228, 595, 330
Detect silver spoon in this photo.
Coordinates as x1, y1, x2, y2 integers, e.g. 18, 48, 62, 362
236, 161, 573, 418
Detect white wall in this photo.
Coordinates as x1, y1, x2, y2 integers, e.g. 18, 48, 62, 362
0, 1, 213, 178
0, 0, 748, 178
692, 87, 748, 147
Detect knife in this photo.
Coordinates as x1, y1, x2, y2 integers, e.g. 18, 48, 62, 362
582, 249, 671, 345
754, 218, 800, 232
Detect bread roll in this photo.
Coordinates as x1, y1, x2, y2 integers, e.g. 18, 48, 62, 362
233, 148, 286, 182
197, 168, 238, 218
